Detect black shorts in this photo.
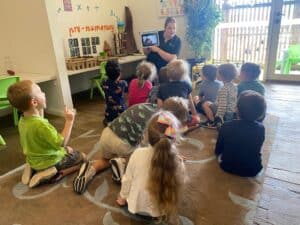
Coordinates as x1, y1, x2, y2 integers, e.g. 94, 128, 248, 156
55, 150, 84, 171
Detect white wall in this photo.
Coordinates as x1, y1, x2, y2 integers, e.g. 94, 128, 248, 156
0, 0, 58, 75
46, 0, 128, 58
126, 0, 191, 59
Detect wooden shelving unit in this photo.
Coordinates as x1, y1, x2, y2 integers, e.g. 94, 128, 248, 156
113, 32, 128, 55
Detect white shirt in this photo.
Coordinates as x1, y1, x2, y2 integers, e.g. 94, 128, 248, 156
120, 146, 185, 217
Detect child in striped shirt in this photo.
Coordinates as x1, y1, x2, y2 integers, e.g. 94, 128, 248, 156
200, 63, 238, 129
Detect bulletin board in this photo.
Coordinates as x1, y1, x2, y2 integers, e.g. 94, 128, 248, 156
158, 0, 184, 17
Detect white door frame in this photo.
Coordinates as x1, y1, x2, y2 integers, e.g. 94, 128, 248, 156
264, 0, 300, 81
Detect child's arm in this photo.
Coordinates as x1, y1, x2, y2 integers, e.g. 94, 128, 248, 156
61, 106, 75, 147
157, 98, 163, 108
188, 94, 198, 116
215, 87, 228, 119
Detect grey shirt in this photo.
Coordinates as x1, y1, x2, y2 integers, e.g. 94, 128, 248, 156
197, 80, 223, 102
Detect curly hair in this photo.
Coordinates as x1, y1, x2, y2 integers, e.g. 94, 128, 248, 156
147, 112, 183, 219
218, 63, 237, 82
136, 61, 156, 88
105, 60, 121, 81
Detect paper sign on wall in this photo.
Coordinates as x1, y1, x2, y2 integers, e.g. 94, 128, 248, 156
158, 0, 184, 17
63, 0, 73, 12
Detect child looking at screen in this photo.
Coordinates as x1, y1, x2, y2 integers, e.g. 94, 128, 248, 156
194, 64, 223, 115
102, 60, 127, 124
238, 62, 265, 96
201, 63, 238, 129
116, 111, 185, 224
215, 90, 266, 177
128, 61, 156, 107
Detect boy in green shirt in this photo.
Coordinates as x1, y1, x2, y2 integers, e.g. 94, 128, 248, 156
8, 80, 86, 188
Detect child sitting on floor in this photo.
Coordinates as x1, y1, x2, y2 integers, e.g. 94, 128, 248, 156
116, 111, 185, 224
7, 80, 86, 188
194, 64, 223, 115
147, 66, 169, 104
73, 97, 189, 194
215, 90, 266, 177
201, 63, 238, 129
128, 61, 156, 107
102, 60, 127, 124
238, 62, 265, 96
157, 59, 199, 125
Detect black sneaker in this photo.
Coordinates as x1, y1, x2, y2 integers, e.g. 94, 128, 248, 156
73, 162, 95, 194
200, 120, 217, 129
214, 116, 224, 130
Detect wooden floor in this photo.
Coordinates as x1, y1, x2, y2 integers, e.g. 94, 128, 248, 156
254, 83, 300, 225
0, 82, 299, 225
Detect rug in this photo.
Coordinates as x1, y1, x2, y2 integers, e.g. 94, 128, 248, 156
0, 113, 278, 225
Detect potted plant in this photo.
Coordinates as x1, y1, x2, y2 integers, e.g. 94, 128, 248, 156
184, 0, 222, 61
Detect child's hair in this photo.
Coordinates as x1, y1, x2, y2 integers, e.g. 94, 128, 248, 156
218, 63, 237, 82
147, 111, 182, 217
7, 80, 34, 111
167, 59, 189, 81
136, 61, 156, 88
202, 64, 217, 81
158, 66, 169, 84
162, 97, 189, 123
105, 60, 121, 81
241, 62, 261, 80
237, 90, 266, 121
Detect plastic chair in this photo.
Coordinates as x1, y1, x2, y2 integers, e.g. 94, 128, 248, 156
0, 134, 5, 146
281, 44, 300, 74
0, 75, 20, 126
89, 61, 107, 99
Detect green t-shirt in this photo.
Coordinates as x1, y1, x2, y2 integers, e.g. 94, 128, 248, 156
18, 116, 66, 170
109, 103, 158, 146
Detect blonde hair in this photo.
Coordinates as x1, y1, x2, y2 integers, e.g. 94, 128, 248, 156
147, 111, 182, 219
136, 61, 156, 88
167, 59, 190, 81
7, 80, 34, 111
162, 97, 189, 123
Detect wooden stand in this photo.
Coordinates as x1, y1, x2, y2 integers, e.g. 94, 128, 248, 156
113, 32, 127, 55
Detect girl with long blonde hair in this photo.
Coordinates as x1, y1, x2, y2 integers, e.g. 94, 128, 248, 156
116, 111, 185, 224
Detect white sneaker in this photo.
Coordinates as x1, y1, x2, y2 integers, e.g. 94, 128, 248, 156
21, 163, 33, 185
109, 158, 126, 183
29, 166, 57, 188
73, 161, 96, 194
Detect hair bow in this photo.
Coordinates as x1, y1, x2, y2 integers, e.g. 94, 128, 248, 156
157, 112, 177, 139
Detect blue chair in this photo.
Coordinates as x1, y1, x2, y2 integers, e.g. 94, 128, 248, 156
89, 61, 107, 100
0, 75, 20, 126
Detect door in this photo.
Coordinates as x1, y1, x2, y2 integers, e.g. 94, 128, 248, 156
265, 0, 300, 81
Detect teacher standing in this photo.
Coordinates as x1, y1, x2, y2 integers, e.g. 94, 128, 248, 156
144, 17, 181, 73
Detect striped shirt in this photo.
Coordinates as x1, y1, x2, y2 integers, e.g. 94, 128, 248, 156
216, 82, 237, 118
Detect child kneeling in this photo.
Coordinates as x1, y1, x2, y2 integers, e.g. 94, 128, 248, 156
8, 80, 86, 188
215, 90, 266, 177
116, 111, 185, 224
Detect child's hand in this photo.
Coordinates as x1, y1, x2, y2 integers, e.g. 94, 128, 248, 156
193, 96, 200, 104
116, 197, 126, 206
64, 106, 76, 122
179, 154, 188, 161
